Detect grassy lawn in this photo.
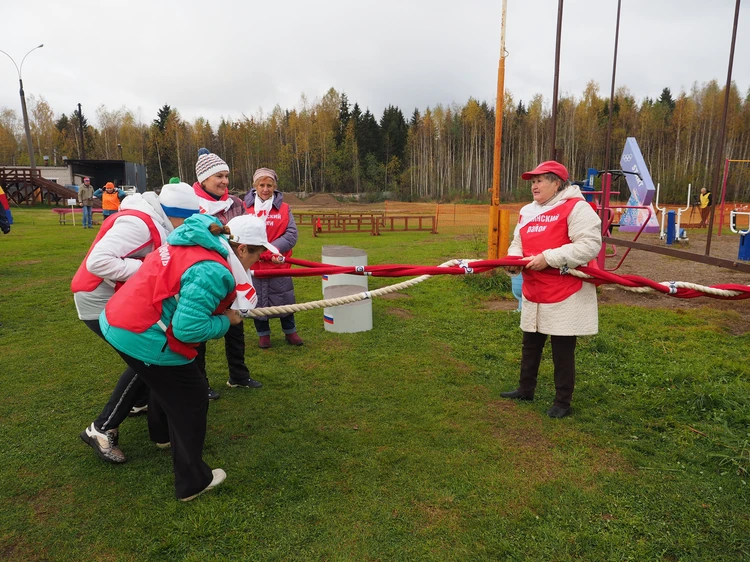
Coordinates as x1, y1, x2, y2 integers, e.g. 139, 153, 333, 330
0, 207, 748, 561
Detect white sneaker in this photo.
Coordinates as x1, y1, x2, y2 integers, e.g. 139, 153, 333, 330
179, 469, 226, 502
80, 423, 126, 463
155, 442, 171, 449
128, 404, 148, 416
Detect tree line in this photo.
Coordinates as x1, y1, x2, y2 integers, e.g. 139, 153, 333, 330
1, 82, 749, 203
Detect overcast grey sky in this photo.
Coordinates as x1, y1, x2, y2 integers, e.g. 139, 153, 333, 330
1, 0, 747, 127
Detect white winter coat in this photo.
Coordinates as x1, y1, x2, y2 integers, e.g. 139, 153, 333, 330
508, 185, 602, 336
73, 193, 172, 320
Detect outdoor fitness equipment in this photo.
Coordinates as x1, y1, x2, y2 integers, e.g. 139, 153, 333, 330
654, 182, 691, 243
729, 210, 750, 261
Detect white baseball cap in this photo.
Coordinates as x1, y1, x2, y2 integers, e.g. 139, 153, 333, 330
225, 215, 279, 254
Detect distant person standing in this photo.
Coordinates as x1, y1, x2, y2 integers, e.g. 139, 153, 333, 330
95, 182, 126, 219
78, 177, 95, 228
699, 187, 712, 228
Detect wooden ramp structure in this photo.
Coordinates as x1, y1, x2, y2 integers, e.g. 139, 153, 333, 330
0, 167, 78, 205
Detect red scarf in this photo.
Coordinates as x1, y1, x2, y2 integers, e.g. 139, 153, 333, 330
192, 182, 233, 217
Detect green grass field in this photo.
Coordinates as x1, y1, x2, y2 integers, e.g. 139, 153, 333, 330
1, 207, 748, 561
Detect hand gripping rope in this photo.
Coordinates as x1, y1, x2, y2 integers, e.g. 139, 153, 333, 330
240, 256, 750, 318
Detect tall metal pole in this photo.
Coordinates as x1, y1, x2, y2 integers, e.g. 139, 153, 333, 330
0, 44, 43, 174
705, 0, 741, 255
492, 0, 507, 209
488, 0, 510, 260
549, 0, 564, 162
603, 0, 622, 172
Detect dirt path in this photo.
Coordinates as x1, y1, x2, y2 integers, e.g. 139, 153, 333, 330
598, 228, 750, 316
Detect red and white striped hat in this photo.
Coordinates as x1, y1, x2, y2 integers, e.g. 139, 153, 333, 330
196, 148, 229, 184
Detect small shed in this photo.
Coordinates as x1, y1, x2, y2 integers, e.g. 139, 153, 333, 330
66, 159, 147, 192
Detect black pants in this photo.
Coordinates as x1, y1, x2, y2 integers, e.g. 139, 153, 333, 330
83, 319, 149, 432
115, 351, 213, 499
519, 331, 577, 409
195, 321, 250, 385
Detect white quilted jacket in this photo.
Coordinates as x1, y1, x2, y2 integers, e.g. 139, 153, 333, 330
508, 185, 602, 336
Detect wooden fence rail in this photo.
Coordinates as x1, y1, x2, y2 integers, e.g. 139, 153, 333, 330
311, 215, 436, 237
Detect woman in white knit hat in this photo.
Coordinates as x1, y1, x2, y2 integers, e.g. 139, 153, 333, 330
192, 148, 261, 397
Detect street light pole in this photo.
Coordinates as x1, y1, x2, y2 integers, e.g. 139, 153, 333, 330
0, 44, 44, 174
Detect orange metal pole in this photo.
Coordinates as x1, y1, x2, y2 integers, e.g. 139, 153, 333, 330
488, 0, 508, 259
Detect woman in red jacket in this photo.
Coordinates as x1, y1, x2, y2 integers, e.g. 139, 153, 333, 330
243, 167, 304, 348
192, 148, 261, 396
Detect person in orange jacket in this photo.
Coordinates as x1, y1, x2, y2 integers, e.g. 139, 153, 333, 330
94, 182, 126, 219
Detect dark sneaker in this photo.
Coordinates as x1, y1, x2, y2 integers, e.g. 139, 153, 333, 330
128, 404, 148, 417
80, 423, 126, 463
500, 389, 534, 401
207, 387, 220, 401
547, 405, 572, 418
285, 332, 304, 346
258, 335, 271, 349
227, 377, 262, 389
179, 468, 227, 502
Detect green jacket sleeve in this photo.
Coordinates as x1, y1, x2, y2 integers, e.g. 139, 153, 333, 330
171, 261, 234, 344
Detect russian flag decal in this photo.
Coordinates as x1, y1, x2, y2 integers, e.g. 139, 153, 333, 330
323, 315, 334, 324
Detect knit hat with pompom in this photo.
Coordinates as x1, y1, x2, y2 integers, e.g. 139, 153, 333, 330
195, 147, 229, 184
159, 179, 201, 218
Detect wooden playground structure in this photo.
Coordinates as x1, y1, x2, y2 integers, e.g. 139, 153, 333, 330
0, 166, 77, 204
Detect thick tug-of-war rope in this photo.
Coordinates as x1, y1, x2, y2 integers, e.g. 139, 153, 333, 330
242, 258, 463, 318
242, 256, 750, 318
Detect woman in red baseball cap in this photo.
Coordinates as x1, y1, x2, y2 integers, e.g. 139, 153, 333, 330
500, 161, 602, 418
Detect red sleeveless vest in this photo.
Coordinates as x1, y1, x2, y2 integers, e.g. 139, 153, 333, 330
247, 202, 293, 272
71, 210, 163, 293
105, 244, 236, 359
520, 199, 584, 304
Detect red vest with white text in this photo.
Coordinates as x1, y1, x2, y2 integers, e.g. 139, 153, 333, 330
105, 244, 235, 359
71, 210, 162, 293
520, 199, 583, 304
246, 202, 293, 272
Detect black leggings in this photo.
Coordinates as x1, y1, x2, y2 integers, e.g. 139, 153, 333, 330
83, 319, 149, 432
